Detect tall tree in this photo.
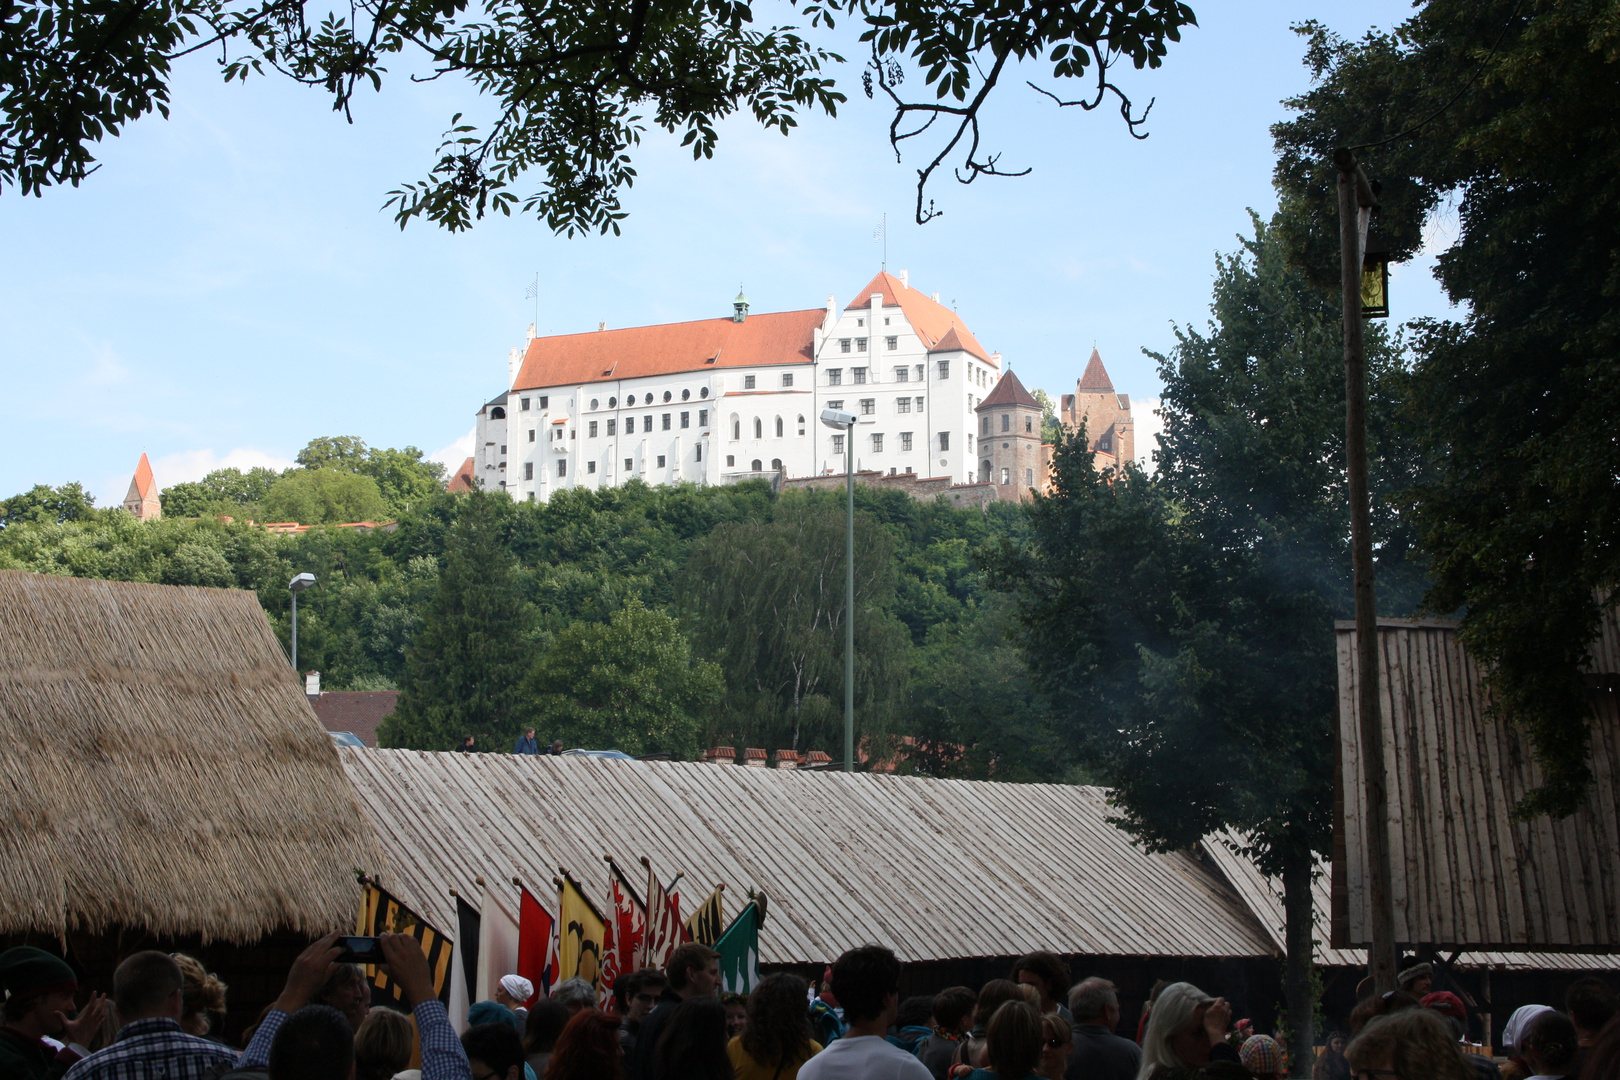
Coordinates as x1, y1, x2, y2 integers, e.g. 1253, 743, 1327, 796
378, 493, 534, 749
259, 468, 389, 524
1272, 1, 1620, 817
991, 213, 1420, 1071
681, 493, 910, 757
521, 600, 722, 758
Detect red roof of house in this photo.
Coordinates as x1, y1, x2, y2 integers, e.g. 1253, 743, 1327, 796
849, 272, 994, 365
512, 309, 824, 391
131, 453, 156, 499
446, 456, 476, 493
310, 691, 399, 748
1077, 348, 1114, 392
976, 368, 1040, 411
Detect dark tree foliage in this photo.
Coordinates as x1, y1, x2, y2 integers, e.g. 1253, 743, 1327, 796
1273, 1, 1620, 817
990, 213, 1421, 1068
0, 482, 96, 527
2, 0, 1197, 231
378, 492, 535, 748
160, 466, 280, 517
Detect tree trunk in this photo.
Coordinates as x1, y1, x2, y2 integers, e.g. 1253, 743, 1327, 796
1282, 849, 1317, 1077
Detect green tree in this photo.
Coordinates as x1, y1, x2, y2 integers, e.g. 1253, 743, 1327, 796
1032, 389, 1064, 445
295, 436, 370, 472
1272, 1, 1620, 817
681, 493, 911, 757
160, 466, 280, 517
260, 468, 389, 525
2, 0, 1194, 233
379, 494, 534, 749
362, 446, 446, 517
0, 483, 96, 527
522, 601, 721, 758
991, 213, 1421, 1071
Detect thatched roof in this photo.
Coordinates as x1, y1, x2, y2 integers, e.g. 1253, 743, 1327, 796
0, 571, 385, 942
343, 749, 1276, 964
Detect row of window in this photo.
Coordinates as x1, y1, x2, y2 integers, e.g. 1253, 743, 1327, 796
518, 396, 551, 411
828, 363, 942, 386
547, 443, 708, 480
587, 388, 710, 410
825, 396, 926, 417
722, 457, 786, 470
829, 432, 950, 454
981, 413, 1035, 435
580, 411, 708, 437
731, 415, 808, 440
979, 464, 1036, 486
835, 335, 902, 353
741, 374, 794, 389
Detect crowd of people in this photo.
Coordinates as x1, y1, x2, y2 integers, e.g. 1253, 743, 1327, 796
2, 935, 1617, 1080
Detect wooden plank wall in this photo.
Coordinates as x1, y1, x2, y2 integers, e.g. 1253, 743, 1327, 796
1334, 619, 1620, 949
341, 750, 1279, 965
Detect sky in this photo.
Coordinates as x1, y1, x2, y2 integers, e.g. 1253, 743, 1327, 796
0, 0, 1454, 505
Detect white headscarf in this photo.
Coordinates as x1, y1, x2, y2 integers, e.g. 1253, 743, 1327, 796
499, 974, 534, 1003
1503, 1005, 1553, 1054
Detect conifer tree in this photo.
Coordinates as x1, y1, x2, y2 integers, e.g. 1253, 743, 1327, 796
378, 493, 534, 749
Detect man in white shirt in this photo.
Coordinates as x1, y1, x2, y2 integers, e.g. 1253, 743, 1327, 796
799, 946, 932, 1080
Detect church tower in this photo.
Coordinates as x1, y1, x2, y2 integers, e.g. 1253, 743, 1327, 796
122, 453, 161, 520
974, 368, 1046, 501
1060, 348, 1134, 470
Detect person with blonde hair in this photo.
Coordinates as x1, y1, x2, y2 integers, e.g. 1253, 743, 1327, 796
1345, 1008, 1472, 1080
354, 1007, 415, 1080
976, 1000, 1044, 1080
171, 953, 227, 1038
1036, 1013, 1071, 1080
1135, 983, 1232, 1080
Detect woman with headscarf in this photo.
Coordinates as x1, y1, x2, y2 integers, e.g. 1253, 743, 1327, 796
1135, 983, 1234, 1080
497, 975, 535, 1022
1502, 1006, 1555, 1080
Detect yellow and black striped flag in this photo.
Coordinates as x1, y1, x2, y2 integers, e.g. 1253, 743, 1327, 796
684, 884, 725, 945
357, 880, 454, 1006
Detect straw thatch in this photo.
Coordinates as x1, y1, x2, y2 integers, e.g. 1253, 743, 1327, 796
0, 571, 385, 942
342, 749, 1277, 964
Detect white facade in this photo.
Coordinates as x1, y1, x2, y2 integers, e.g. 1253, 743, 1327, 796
472, 272, 1004, 503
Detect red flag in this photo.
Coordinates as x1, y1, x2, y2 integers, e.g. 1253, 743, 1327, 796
601, 908, 618, 1011
640, 860, 686, 969
608, 861, 646, 994
517, 886, 557, 1007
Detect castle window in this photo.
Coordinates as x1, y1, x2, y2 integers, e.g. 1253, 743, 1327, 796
520, 397, 530, 410
980, 460, 991, 483
753, 417, 763, 438
657, 455, 667, 467
745, 375, 757, 389
682, 389, 691, 400
681, 411, 690, 428
871, 433, 883, 453
590, 398, 599, 410
491, 407, 506, 419
775, 416, 784, 437
699, 409, 708, 427
828, 368, 843, 386
895, 366, 909, 382
856, 338, 868, 352
897, 398, 911, 414
832, 434, 845, 455
860, 399, 875, 415
936, 360, 950, 379
608, 396, 617, 408
588, 461, 596, 474
982, 416, 990, 436
664, 390, 673, 402
782, 373, 794, 387
1001, 467, 1010, 485
588, 421, 598, 438
900, 432, 912, 451
886, 336, 898, 350
528, 429, 536, 442
727, 455, 736, 467
1026, 416, 1033, 432
557, 460, 567, 477
1002, 414, 1010, 432
607, 419, 616, 436
524, 462, 533, 480
798, 415, 805, 435
915, 396, 924, 412
1025, 468, 1034, 486
500, 445, 507, 454
771, 458, 782, 470
840, 339, 851, 353
696, 445, 703, 461
663, 413, 671, 430
751, 459, 763, 471
938, 432, 950, 451
701, 386, 710, 398
853, 367, 867, 384
827, 400, 843, 411
539, 396, 548, 409
732, 417, 741, 440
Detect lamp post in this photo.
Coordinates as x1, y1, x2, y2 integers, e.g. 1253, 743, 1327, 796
1335, 146, 1397, 993
289, 572, 316, 671
820, 407, 858, 772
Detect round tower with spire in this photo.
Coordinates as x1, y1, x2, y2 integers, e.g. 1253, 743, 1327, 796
974, 368, 1046, 501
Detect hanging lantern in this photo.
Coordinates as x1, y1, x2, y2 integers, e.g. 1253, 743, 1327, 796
1361, 229, 1390, 319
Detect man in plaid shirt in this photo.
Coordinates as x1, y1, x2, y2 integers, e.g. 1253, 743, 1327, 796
62, 953, 235, 1080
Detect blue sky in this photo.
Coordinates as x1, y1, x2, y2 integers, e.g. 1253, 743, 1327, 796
0, 0, 1450, 504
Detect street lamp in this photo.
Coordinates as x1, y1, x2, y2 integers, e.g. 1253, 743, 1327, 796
288, 572, 316, 671
820, 407, 857, 772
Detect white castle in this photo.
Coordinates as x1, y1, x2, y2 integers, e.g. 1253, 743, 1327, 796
469, 270, 1015, 503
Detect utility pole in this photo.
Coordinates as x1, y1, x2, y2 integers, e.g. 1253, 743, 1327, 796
1336, 146, 1398, 994
844, 420, 855, 772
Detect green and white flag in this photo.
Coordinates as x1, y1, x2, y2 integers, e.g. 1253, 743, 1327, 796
715, 898, 764, 994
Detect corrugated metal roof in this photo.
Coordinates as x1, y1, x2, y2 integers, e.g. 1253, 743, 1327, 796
341, 750, 1277, 964
1201, 838, 1618, 971
1333, 619, 1620, 951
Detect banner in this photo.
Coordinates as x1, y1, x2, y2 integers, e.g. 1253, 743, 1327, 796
356, 880, 453, 1006
475, 882, 520, 1005
558, 872, 606, 992
604, 858, 646, 1001
455, 895, 481, 1005
640, 860, 685, 970
685, 884, 725, 946
715, 899, 764, 994
517, 886, 557, 1005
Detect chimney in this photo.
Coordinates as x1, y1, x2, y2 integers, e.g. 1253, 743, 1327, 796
805, 751, 833, 768
899, 269, 909, 289
705, 746, 736, 765
508, 345, 522, 386
304, 671, 321, 697
773, 749, 801, 770
598, 321, 606, 332
932, 292, 940, 303
991, 351, 1002, 366
743, 748, 768, 768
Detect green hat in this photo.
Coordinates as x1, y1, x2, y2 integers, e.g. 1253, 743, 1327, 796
0, 947, 78, 1000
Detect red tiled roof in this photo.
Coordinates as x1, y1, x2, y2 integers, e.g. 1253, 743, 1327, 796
1077, 348, 1114, 392
849, 272, 994, 365
513, 309, 824, 390
447, 456, 476, 493
310, 691, 399, 748
976, 368, 1040, 411
131, 453, 156, 499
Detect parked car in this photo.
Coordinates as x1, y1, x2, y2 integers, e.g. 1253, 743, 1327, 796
329, 731, 366, 748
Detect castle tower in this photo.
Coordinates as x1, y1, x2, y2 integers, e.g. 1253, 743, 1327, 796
1059, 348, 1134, 470
975, 368, 1046, 501
122, 453, 161, 520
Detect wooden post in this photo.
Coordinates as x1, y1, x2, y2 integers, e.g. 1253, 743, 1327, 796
1336, 146, 1398, 994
